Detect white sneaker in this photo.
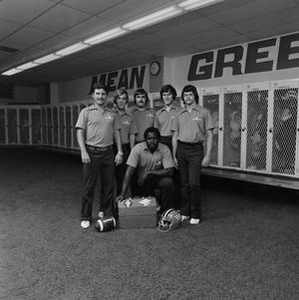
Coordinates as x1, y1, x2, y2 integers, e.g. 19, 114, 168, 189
98, 211, 104, 218
80, 221, 90, 229
190, 218, 200, 225
181, 215, 190, 221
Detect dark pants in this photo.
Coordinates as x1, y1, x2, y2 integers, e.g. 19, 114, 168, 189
135, 175, 176, 213
81, 146, 115, 221
159, 136, 181, 209
177, 141, 204, 219
115, 144, 130, 195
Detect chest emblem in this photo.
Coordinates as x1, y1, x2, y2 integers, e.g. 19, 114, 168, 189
192, 116, 202, 121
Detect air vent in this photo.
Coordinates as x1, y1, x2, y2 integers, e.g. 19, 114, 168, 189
0, 45, 18, 53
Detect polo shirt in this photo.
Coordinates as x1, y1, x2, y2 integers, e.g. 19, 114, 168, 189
127, 142, 174, 177
154, 106, 180, 137
130, 107, 155, 143
171, 105, 214, 143
75, 104, 120, 147
117, 110, 138, 144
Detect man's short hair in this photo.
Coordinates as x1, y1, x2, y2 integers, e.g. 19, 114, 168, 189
144, 127, 161, 140
134, 88, 149, 105
160, 84, 177, 100
181, 84, 199, 103
92, 82, 108, 94
114, 88, 128, 104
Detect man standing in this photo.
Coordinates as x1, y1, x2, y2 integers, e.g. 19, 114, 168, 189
155, 84, 181, 209
116, 127, 176, 214
114, 88, 138, 195
172, 85, 213, 225
76, 83, 123, 229
130, 88, 155, 143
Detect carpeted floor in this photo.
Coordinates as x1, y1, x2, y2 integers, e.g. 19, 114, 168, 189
0, 147, 298, 300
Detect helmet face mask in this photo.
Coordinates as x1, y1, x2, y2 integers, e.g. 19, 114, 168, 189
158, 209, 181, 232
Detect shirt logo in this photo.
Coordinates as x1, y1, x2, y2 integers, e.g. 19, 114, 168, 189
122, 120, 130, 125
146, 114, 154, 118
104, 115, 113, 120
192, 117, 202, 121
139, 198, 151, 206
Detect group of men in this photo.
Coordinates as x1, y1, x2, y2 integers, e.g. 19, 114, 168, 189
75, 82, 214, 229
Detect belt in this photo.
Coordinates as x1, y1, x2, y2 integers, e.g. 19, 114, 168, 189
178, 140, 203, 146
86, 144, 113, 152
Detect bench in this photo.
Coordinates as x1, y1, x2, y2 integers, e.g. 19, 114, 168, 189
202, 167, 299, 191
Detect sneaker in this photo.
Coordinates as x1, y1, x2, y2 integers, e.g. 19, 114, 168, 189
98, 211, 104, 218
181, 215, 190, 221
80, 221, 90, 229
190, 218, 200, 225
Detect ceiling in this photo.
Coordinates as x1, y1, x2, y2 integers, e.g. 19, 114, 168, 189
0, 0, 299, 86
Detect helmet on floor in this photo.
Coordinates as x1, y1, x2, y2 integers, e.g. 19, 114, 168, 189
158, 209, 181, 232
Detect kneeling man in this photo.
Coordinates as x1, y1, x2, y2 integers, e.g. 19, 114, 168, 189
117, 127, 175, 213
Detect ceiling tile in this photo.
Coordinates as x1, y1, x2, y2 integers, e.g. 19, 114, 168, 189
0, 0, 55, 24
99, 0, 174, 23
5, 26, 54, 47
0, 19, 22, 39
113, 34, 165, 51
62, 0, 126, 14
152, 17, 221, 40
234, 7, 299, 34
34, 34, 76, 52
186, 27, 239, 44
30, 4, 90, 32
61, 16, 114, 39
246, 20, 299, 40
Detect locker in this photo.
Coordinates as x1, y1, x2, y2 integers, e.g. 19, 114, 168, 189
53, 106, 59, 145
31, 108, 41, 144
59, 106, 65, 146
72, 104, 79, 148
0, 108, 6, 144
19, 108, 30, 144
7, 108, 18, 144
65, 105, 72, 148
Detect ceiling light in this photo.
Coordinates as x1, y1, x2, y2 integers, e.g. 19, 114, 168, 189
123, 6, 182, 30
179, 0, 224, 10
1, 68, 23, 76
17, 62, 39, 70
56, 42, 90, 56
34, 53, 61, 64
84, 27, 127, 45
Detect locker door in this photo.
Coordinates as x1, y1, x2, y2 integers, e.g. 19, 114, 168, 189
59, 106, 65, 146
246, 89, 269, 171
271, 87, 298, 175
65, 105, 72, 147
42, 107, 47, 145
0, 108, 6, 144
202, 93, 220, 166
7, 108, 18, 144
19, 108, 30, 144
47, 107, 53, 145
72, 104, 79, 148
53, 106, 59, 145
31, 108, 42, 144
223, 91, 243, 168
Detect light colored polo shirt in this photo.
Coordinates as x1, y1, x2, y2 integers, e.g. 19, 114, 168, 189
75, 104, 120, 147
127, 142, 174, 177
130, 107, 155, 143
154, 106, 180, 137
171, 105, 214, 143
117, 110, 138, 144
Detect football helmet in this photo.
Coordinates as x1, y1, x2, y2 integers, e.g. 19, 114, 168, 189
158, 209, 181, 232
